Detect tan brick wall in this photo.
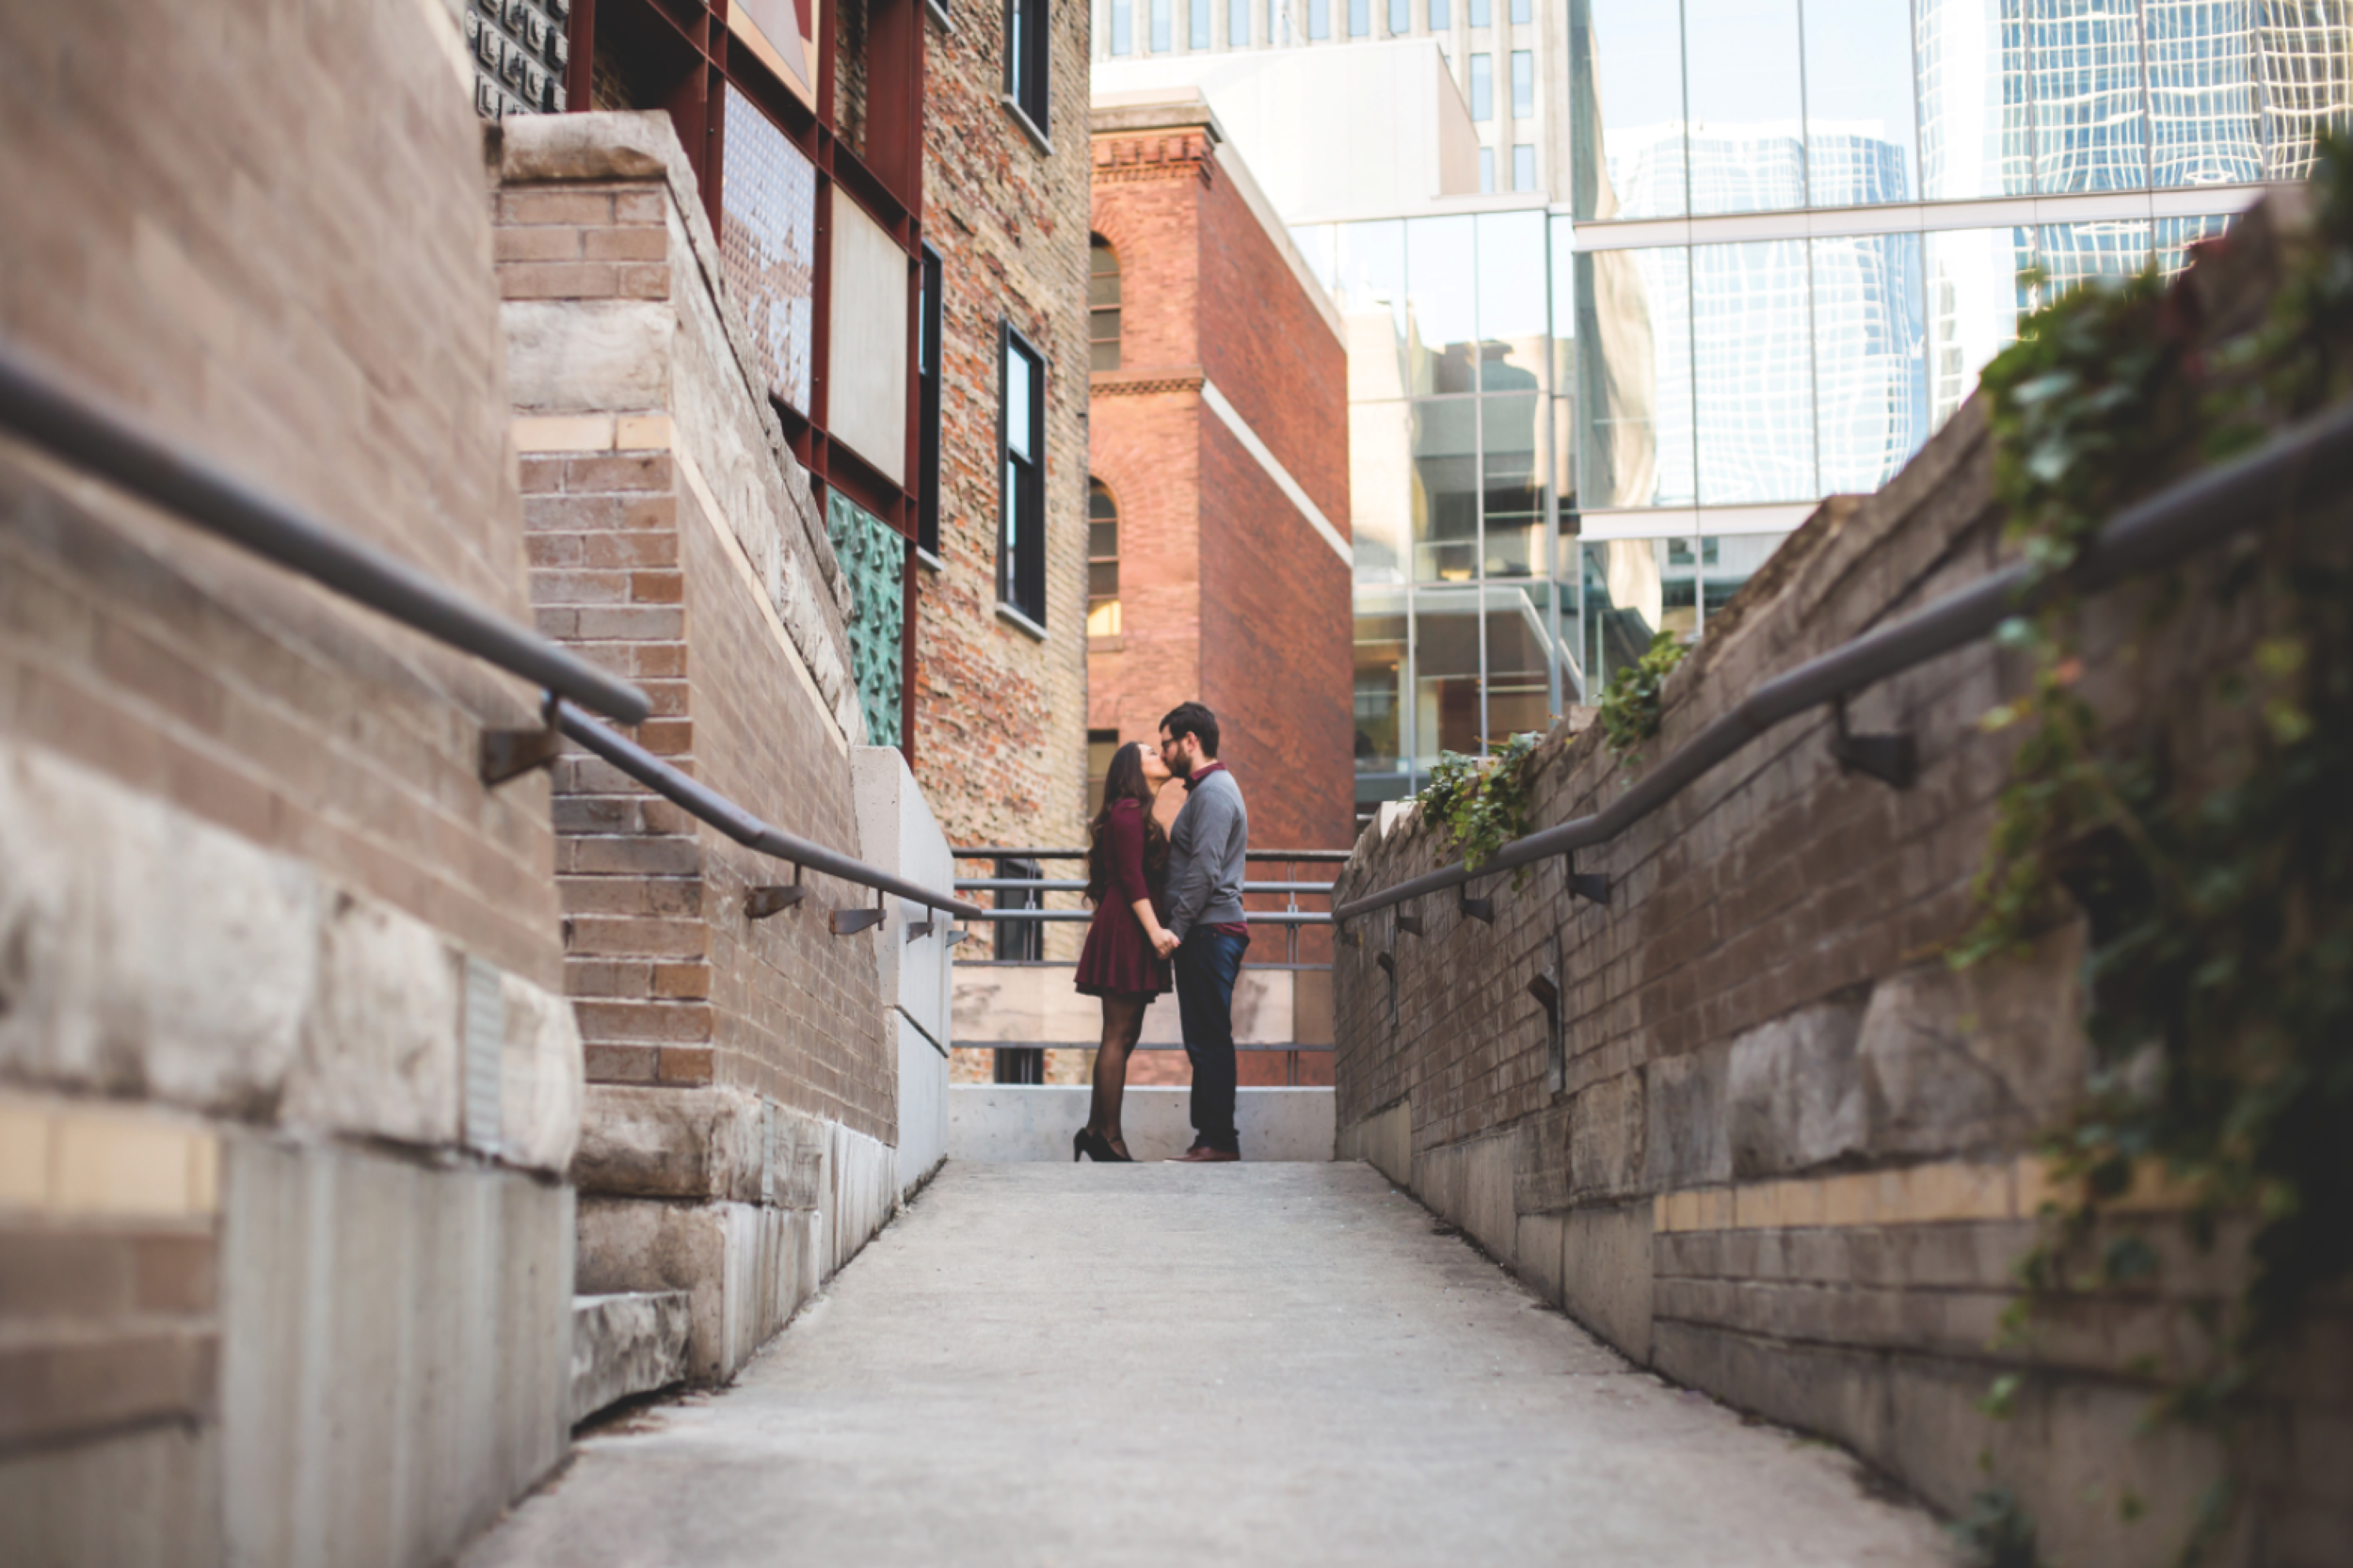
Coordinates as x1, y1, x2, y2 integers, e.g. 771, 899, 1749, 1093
495, 152, 893, 1144
0, 0, 562, 991
912, 0, 1093, 895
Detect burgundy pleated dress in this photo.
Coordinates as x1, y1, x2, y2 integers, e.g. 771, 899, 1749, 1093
1074, 797, 1170, 999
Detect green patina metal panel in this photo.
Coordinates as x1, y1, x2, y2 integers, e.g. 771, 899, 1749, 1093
824, 489, 904, 747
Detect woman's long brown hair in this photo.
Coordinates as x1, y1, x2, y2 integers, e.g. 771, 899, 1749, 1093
1084, 741, 1170, 905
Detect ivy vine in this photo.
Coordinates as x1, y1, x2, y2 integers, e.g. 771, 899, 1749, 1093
1955, 137, 2353, 1562
1416, 731, 1544, 886
1597, 631, 1691, 761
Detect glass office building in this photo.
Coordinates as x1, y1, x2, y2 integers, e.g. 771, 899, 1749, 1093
1307, 0, 2350, 821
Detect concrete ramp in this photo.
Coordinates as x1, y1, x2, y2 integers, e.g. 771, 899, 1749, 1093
463, 1164, 1949, 1568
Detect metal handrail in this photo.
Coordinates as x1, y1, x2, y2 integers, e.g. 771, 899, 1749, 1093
1334, 398, 2353, 926
957, 909, 1331, 925
0, 342, 650, 725
955, 878, 1335, 895
558, 704, 984, 919
954, 846, 1354, 862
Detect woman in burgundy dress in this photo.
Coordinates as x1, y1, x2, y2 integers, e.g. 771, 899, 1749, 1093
1071, 741, 1179, 1161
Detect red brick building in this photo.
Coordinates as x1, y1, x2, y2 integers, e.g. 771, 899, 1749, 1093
1084, 90, 1353, 856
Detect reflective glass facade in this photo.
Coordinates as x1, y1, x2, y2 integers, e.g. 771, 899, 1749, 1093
1319, 2, 2347, 821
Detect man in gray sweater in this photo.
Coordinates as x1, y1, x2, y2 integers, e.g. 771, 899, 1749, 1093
1158, 701, 1249, 1162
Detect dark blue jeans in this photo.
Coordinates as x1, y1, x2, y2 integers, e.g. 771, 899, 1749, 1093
1174, 926, 1249, 1152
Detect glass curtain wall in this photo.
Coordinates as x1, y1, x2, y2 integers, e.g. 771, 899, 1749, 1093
1294, 211, 1577, 814
1311, 2, 2347, 818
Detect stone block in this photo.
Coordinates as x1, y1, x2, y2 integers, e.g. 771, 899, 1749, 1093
0, 1422, 220, 1568
1561, 1198, 1653, 1365
282, 893, 461, 1148
1854, 935, 2087, 1160
1337, 1097, 1411, 1188
499, 970, 584, 1176
1725, 998, 1868, 1179
574, 1195, 817, 1385
0, 742, 315, 1117
1514, 1211, 1566, 1308
218, 1134, 572, 1568
1568, 1070, 1645, 1198
501, 299, 676, 413
568, 1084, 762, 1202
569, 1290, 691, 1423
1643, 1040, 1730, 1192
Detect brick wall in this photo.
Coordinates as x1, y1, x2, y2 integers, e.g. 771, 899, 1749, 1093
912, 0, 1093, 871
1085, 113, 1352, 856
1330, 199, 2351, 1567
494, 120, 891, 1144
0, 0, 583, 1558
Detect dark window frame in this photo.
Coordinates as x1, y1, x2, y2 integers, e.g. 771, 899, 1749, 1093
998, 322, 1048, 625
1004, 0, 1050, 133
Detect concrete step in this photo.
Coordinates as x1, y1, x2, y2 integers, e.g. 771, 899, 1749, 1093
570, 1291, 691, 1425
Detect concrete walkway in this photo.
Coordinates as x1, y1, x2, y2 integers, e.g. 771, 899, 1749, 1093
464, 1164, 1955, 1568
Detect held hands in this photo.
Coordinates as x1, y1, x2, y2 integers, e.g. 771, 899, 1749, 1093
1152, 928, 1181, 960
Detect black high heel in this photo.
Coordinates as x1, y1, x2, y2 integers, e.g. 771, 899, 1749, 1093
1073, 1128, 1135, 1163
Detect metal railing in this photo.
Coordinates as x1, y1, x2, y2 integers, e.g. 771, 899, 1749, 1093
1334, 398, 2353, 929
1, 341, 978, 926
952, 847, 1345, 964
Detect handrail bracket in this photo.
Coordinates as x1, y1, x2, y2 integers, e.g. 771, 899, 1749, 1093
480, 694, 565, 787
1829, 696, 1918, 790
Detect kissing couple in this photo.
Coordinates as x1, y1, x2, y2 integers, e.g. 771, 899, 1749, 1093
1070, 701, 1248, 1164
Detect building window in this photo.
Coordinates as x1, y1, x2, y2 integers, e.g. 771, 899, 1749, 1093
1229, 0, 1249, 44
1350, 0, 1369, 35
999, 325, 1048, 623
1191, 0, 1210, 47
1151, 0, 1171, 50
1509, 0, 1527, 20
1006, 0, 1048, 128
1388, 0, 1408, 31
1309, 0, 1330, 39
1112, 0, 1132, 53
1511, 49, 1531, 117
1428, 0, 1447, 26
1090, 237, 1122, 371
1088, 479, 1121, 637
992, 856, 1043, 966
1513, 143, 1535, 190
1087, 728, 1120, 814
1479, 145, 1496, 191
1273, 0, 1291, 42
1466, 0, 1487, 25
1469, 53, 1492, 119
919, 244, 943, 555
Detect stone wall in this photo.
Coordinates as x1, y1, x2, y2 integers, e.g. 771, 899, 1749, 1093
911, 0, 1094, 872
0, 1, 583, 1562
1329, 199, 2351, 1568
493, 112, 935, 1386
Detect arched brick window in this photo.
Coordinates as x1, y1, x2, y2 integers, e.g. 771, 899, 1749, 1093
1089, 236, 1122, 372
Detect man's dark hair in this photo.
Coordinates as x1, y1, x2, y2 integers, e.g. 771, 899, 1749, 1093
1160, 701, 1220, 759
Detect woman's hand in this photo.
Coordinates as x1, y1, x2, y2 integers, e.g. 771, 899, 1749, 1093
1152, 929, 1180, 960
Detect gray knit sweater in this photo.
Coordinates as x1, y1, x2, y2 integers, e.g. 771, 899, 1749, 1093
1165, 766, 1249, 940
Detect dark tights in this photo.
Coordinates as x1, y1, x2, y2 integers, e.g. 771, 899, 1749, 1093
1088, 994, 1148, 1156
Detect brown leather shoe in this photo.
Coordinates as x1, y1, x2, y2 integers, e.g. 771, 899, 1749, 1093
1167, 1144, 1240, 1163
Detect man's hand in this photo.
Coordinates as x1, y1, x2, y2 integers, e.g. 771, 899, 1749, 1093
1153, 929, 1181, 959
